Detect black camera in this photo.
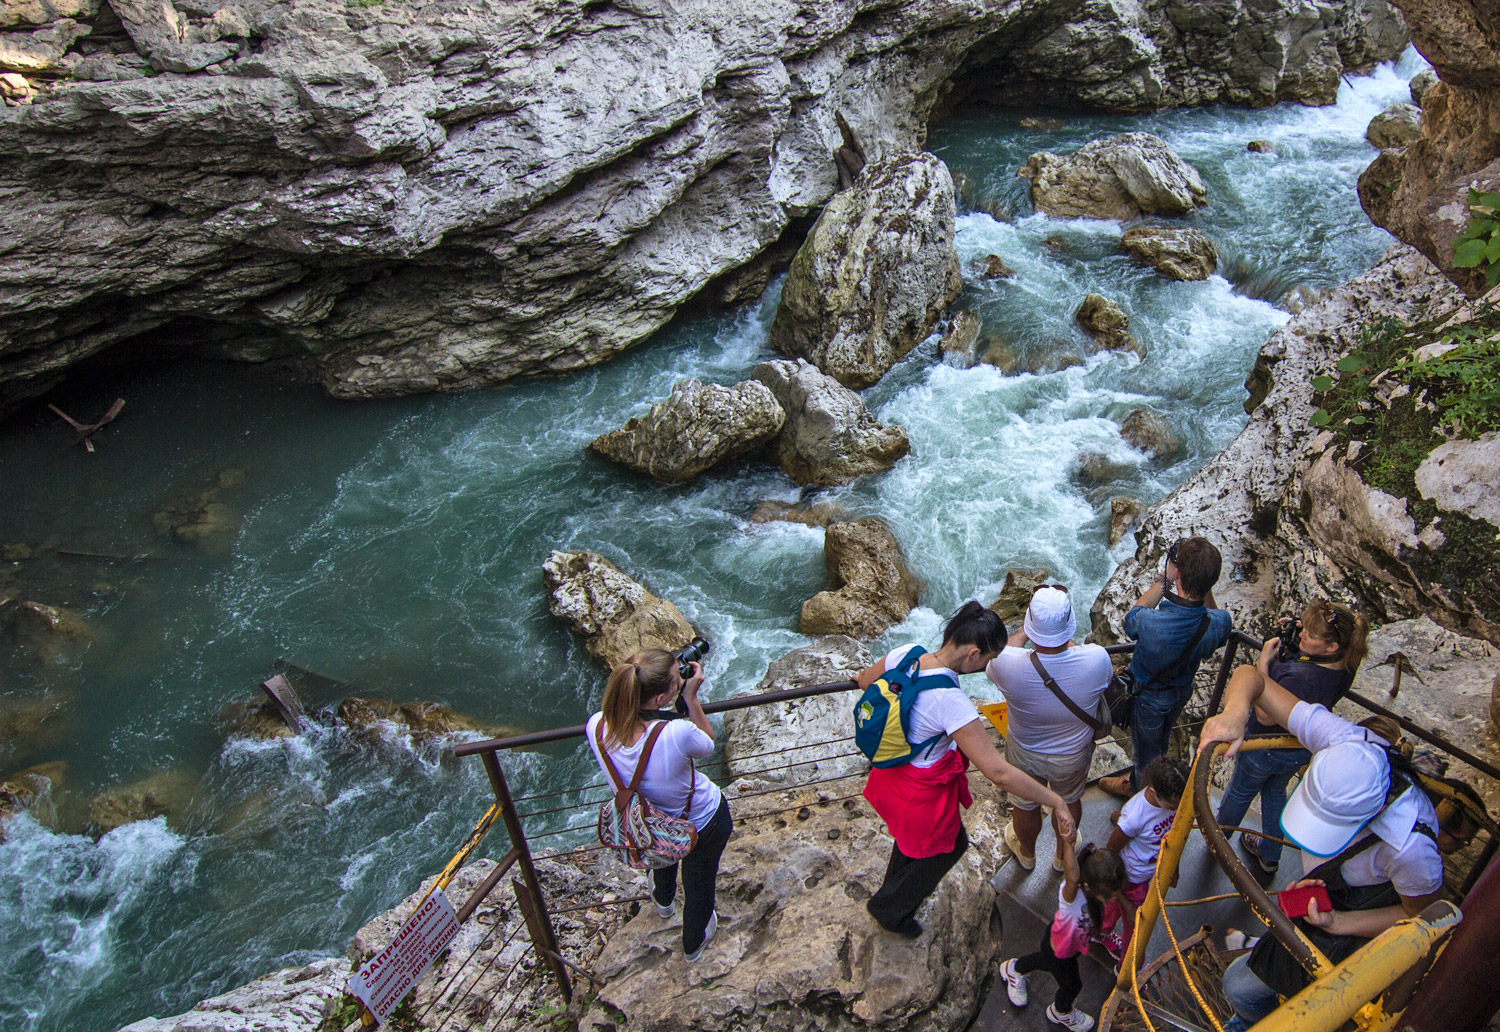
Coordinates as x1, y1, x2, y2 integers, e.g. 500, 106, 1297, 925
675, 636, 711, 680
1166, 540, 1180, 566
1276, 617, 1303, 663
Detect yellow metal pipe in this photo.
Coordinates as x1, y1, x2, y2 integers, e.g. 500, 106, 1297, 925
1248, 902, 1462, 1032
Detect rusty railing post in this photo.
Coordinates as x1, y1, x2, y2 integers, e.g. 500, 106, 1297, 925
482, 749, 573, 1002
1206, 633, 1240, 719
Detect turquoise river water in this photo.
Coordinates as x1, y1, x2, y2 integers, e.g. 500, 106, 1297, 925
0, 51, 1425, 1032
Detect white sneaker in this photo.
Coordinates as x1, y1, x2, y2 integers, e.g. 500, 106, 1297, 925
654, 895, 675, 920
1000, 958, 1029, 1006
1046, 1004, 1095, 1032
684, 910, 717, 962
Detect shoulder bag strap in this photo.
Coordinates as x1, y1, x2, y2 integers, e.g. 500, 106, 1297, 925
1030, 651, 1104, 734
1140, 613, 1213, 691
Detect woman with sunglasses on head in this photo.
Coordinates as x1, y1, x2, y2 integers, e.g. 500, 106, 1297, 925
1214, 600, 1369, 877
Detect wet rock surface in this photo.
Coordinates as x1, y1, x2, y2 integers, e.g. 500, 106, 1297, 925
1021, 133, 1208, 221
1119, 225, 1219, 280
589, 379, 785, 484
938, 310, 982, 362
988, 567, 1051, 628
1075, 293, 1142, 355
542, 550, 697, 671
771, 152, 962, 390
0, 759, 66, 835
747, 501, 847, 528
1366, 102, 1423, 148
88, 768, 198, 834
1119, 409, 1183, 459
752, 359, 910, 487
800, 520, 922, 640
1109, 497, 1144, 546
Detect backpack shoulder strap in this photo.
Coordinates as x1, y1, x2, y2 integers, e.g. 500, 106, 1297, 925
1030, 651, 1104, 733
630, 721, 668, 794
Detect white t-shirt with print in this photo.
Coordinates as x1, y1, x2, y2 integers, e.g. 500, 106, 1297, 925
985, 644, 1112, 756
1287, 702, 1443, 897
1117, 789, 1177, 885
880, 644, 981, 769
586, 713, 723, 831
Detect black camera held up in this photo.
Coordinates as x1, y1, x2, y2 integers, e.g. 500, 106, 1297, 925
1276, 617, 1304, 663
1166, 540, 1180, 567
671, 637, 711, 715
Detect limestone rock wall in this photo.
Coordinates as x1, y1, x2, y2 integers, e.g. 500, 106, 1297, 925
0, 0, 1407, 409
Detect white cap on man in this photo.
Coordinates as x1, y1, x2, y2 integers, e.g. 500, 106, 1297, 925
1024, 586, 1076, 647
1280, 741, 1391, 857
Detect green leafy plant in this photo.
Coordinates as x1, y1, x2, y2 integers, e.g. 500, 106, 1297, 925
1453, 188, 1500, 289
1396, 319, 1500, 437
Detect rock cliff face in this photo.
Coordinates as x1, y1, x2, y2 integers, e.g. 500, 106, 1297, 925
1090, 245, 1478, 644
1358, 0, 1500, 295
0, 0, 1406, 409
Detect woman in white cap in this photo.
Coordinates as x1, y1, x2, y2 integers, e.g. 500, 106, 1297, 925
986, 585, 1113, 874
1198, 659, 1444, 1025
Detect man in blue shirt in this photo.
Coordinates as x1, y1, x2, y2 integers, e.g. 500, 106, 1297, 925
1101, 536, 1233, 796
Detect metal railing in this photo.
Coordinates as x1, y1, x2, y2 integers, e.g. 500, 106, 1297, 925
348, 627, 1500, 1028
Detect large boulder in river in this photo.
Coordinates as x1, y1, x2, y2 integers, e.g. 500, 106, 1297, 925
1119, 409, 1182, 459
752, 359, 910, 487
722, 635, 871, 785
1119, 225, 1218, 280
0, 760, 66, 836
1366, 103, 1422, 149
582, 776, 1009, 1032
1020, 133, 1207, 221
589, 379, 785, 484
1076, 293, 1141, 354
543, 550, 697, 670
88, 769, 198, 835
334, 698, 521, 745
770, 152, 962, 390
800, 520, 922, 639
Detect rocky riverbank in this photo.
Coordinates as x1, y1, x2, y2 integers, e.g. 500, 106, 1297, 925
0, 0, 1407, 411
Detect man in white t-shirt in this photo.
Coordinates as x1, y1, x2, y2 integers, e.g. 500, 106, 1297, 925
986, 585, 1112, 873
1200, 657, 1444, 1022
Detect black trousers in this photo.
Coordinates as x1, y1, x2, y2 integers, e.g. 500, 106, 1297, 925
1015, 930, 1083, 1012
866, 824, 970, 930
652, 797, 733, 953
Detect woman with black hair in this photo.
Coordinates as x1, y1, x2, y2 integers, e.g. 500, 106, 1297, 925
860, 602, 1076, 938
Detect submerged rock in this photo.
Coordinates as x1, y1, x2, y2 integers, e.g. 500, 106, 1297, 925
1119, 225, 1218, 281
218, 700, 297, 741
1021, 133, 1207, 221
800, 520, 922, 639
88, 769, 198, 834
939, 310, 982, 362
752, 359, 910, 487
542, 550, 697, 670
1109, 497, 1144, 546
0, 692, 68, 756
980, 254, 1015, 279
1119, 409, 1183, 459
589, 379, 784, 484
1247, 140, 1275, 154
335, 698, 520, 744
722, 635, 871, 785
771, 152, 962, 389
1366, 103, 1422, 149
747, 501, 847, 528
1076, 293, 1141, 355
152, 469, 245, 550
0, 760, 66, 835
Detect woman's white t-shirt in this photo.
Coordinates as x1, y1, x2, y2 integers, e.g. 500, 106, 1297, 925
586, 713, 723, 831
881, 644, 982, 768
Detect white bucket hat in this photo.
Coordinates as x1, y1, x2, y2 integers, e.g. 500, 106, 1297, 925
1281, 741, 1391, 857
1024, 586, 1076, 648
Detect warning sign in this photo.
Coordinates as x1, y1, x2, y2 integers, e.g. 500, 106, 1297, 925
347, 888, 461, 1024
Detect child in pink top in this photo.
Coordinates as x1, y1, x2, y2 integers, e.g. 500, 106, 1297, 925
998, 838, 1129, 1032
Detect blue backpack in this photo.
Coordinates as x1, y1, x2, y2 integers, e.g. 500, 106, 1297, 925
853, 646, 962, 768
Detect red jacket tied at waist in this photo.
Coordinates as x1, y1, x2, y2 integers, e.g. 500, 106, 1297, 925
863, 748, 972, 858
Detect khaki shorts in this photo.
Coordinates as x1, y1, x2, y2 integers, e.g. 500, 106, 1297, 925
1004, 735, 1096, 810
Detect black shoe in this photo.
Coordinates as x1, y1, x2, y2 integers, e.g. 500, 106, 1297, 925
867, 900, 922, 939
1240, 834, 1279, 878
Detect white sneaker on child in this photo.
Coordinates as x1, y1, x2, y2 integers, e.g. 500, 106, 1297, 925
654, 895, 675, 919
1000, 958, 1029, 1006
684, 910, 718, 962
1046, 1004, 1095, 1032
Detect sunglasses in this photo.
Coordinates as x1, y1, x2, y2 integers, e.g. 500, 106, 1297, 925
1318, 602, 1342, 628
1031, 583, 1069, 594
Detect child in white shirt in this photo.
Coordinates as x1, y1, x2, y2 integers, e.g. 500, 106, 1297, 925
1099, 755, 1188, 956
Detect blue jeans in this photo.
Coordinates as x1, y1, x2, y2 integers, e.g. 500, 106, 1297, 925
1223, 954, 1280, 1022
1129, 684, 1193, 790
1215, 747, 1309, 865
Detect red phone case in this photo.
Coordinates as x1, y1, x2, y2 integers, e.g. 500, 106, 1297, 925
1277, 884, 1332, 919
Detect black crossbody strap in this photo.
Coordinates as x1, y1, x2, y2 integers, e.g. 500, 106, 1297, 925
1141, 613, 1212, 691
1030, 651, 1104, 733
